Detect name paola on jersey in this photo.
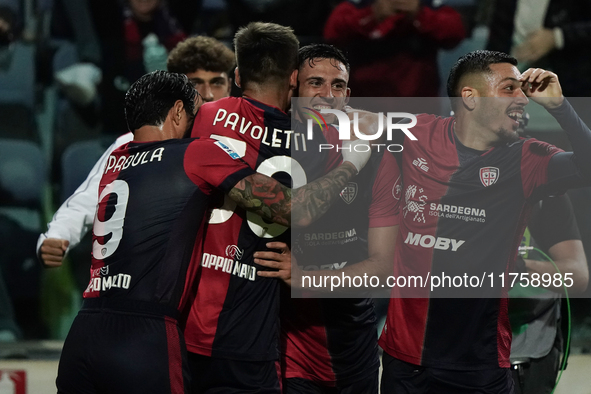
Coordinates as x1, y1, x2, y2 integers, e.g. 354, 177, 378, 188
104, 147, 165, 174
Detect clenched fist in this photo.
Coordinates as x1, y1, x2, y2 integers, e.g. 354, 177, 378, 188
40, 238, 69, 268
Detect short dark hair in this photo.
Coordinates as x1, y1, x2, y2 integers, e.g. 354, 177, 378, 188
447, 50, 518, 103
125, 71, 196, 132
233, 22, 299, 88
167, 36, 235, 75
298, 43, 350, 75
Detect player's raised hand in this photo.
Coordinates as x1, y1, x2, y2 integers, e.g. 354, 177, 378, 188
372, 0, 399, 21
520, 68, 564, 109
40, 238, 69, 268
513, 29, 556, 64
392, 0, 420, 16
255, 242, 301, 287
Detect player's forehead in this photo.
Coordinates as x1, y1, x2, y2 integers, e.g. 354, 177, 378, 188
185, 69, 229, 82
129, 0, 160, 14
298, 58, 349, 83
486, 63, 521, 86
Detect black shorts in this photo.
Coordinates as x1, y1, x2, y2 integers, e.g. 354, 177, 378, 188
188, 352, 281, 394
284, 374, 378, 394
511, 332, 561, 394
57, 300, 189, 394
380, 352, 514, 394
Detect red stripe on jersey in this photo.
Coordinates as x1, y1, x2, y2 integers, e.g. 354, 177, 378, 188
182, 213, 243, 355
379, 297, 430, 366
186, 98, 266, 354
283, 300, 336, 384
184, 96, 291, 359
379, 115, 458, 365
165, 317, 185, 394
496, 297, 511, 368
86, 143, 132, 298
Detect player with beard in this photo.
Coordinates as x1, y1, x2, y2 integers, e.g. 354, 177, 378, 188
378, 50, 591, 393
257, 43, 399, 393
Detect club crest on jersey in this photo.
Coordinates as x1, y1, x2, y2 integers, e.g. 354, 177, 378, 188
214, 141, 240, 159
479, 167, 499, 187
340, 182, 358, 204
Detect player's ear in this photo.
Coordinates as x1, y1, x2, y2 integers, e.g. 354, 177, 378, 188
234, 68, 241, 88
461, 87, 477, 110
172, 99, 184, 125
344, 87, 351, 106
226, 77, 232, 95
289, 69, 298, 91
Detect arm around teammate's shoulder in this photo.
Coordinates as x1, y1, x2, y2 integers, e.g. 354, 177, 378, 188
186, 138, 371, 229
229, 160, 360, 228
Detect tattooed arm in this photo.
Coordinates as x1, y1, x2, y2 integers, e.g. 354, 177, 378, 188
228, 161, 358, 228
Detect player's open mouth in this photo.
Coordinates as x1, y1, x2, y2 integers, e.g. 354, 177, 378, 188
313, 104, 333, 111
507, 110, 523, 124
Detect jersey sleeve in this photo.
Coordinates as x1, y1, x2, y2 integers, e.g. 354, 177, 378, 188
529, 195, 581, 251
369, 152, 400, 228
520, 139, 563, 200
545, 100, 591, 192
190, 105, 208, 138
191, 101, 227, 139
184, 139, 256, 195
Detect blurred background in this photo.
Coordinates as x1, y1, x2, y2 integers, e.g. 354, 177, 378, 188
0, 0, 590, 392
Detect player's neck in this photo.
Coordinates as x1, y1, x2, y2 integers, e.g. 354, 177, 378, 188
242, 84, 291, 113
134, 123, 178, 142
454, 118, 496, 151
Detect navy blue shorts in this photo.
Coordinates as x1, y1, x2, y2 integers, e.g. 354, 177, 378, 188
188, 352, 280, 393
284, 374, 378, 394
57, 299, 190, 394
380, 352, 514, 394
